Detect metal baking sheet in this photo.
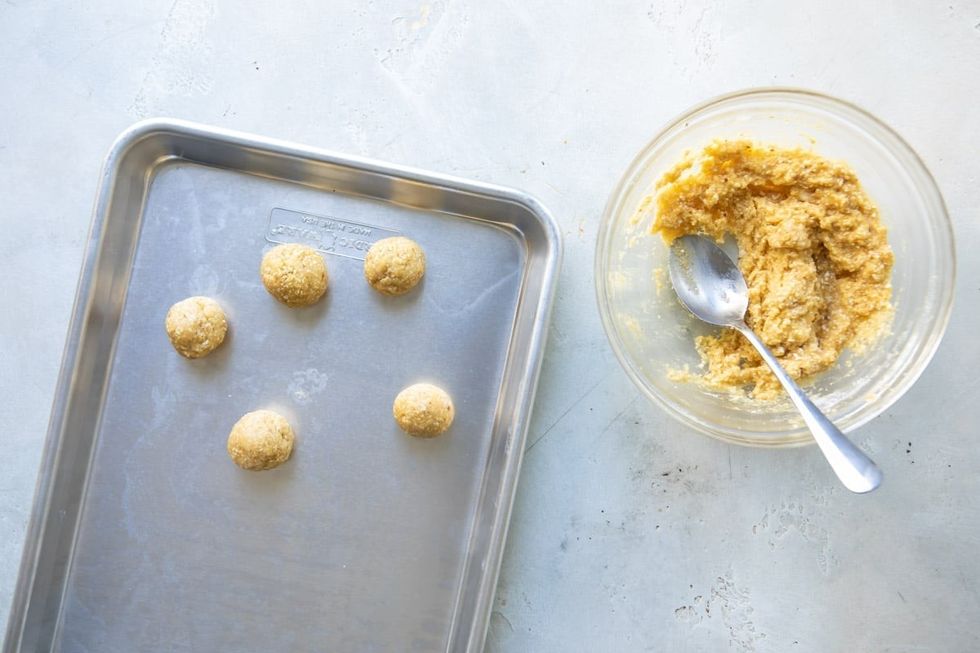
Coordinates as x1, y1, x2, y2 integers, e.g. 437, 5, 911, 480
4, 120, 561, 653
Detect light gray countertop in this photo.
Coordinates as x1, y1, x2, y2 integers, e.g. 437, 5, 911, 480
2, 1, 979, 651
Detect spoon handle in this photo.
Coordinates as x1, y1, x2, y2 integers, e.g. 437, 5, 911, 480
735, 324, 883, 494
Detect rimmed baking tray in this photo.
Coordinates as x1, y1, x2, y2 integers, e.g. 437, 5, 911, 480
4, 119, 561, 652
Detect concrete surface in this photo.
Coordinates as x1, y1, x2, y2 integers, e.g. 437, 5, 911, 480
2, 1, 979, 651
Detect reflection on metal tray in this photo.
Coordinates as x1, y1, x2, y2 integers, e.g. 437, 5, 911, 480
4, 120, 561, 653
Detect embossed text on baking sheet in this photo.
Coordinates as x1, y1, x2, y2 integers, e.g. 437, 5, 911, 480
266, 207, 400, 260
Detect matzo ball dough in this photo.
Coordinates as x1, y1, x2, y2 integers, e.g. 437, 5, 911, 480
393, 383, 454, 437
261, 244, 329, 307
227, 409, 295, 471
364, 237, 426, 296
165, 296, 228, 359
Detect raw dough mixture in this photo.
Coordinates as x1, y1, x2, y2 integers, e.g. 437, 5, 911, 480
393, 383, 454, 437
227, 409, 295, 470
364, 236, 426, 296
164, 296, 228, 359
260, 243, 329, 307
653, 140, 894, 399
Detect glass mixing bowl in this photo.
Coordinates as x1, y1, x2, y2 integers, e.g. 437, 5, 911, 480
595, 88, 955, 447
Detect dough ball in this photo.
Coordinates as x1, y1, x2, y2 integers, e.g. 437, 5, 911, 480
260, 244, 328, 307
393, 383, 454, 438
165, 296, 228, 359
227, 409, 295, 471
364, 237, 426, 296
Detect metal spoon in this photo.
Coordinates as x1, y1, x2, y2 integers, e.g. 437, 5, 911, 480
667, 234, 882, 494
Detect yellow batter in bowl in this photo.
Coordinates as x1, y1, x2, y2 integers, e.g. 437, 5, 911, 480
652, 140, 894, 399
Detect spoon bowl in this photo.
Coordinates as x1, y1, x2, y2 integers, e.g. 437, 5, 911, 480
667, 235, 748, 326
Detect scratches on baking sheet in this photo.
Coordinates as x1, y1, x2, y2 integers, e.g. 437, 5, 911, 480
425, 266, 518, 316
